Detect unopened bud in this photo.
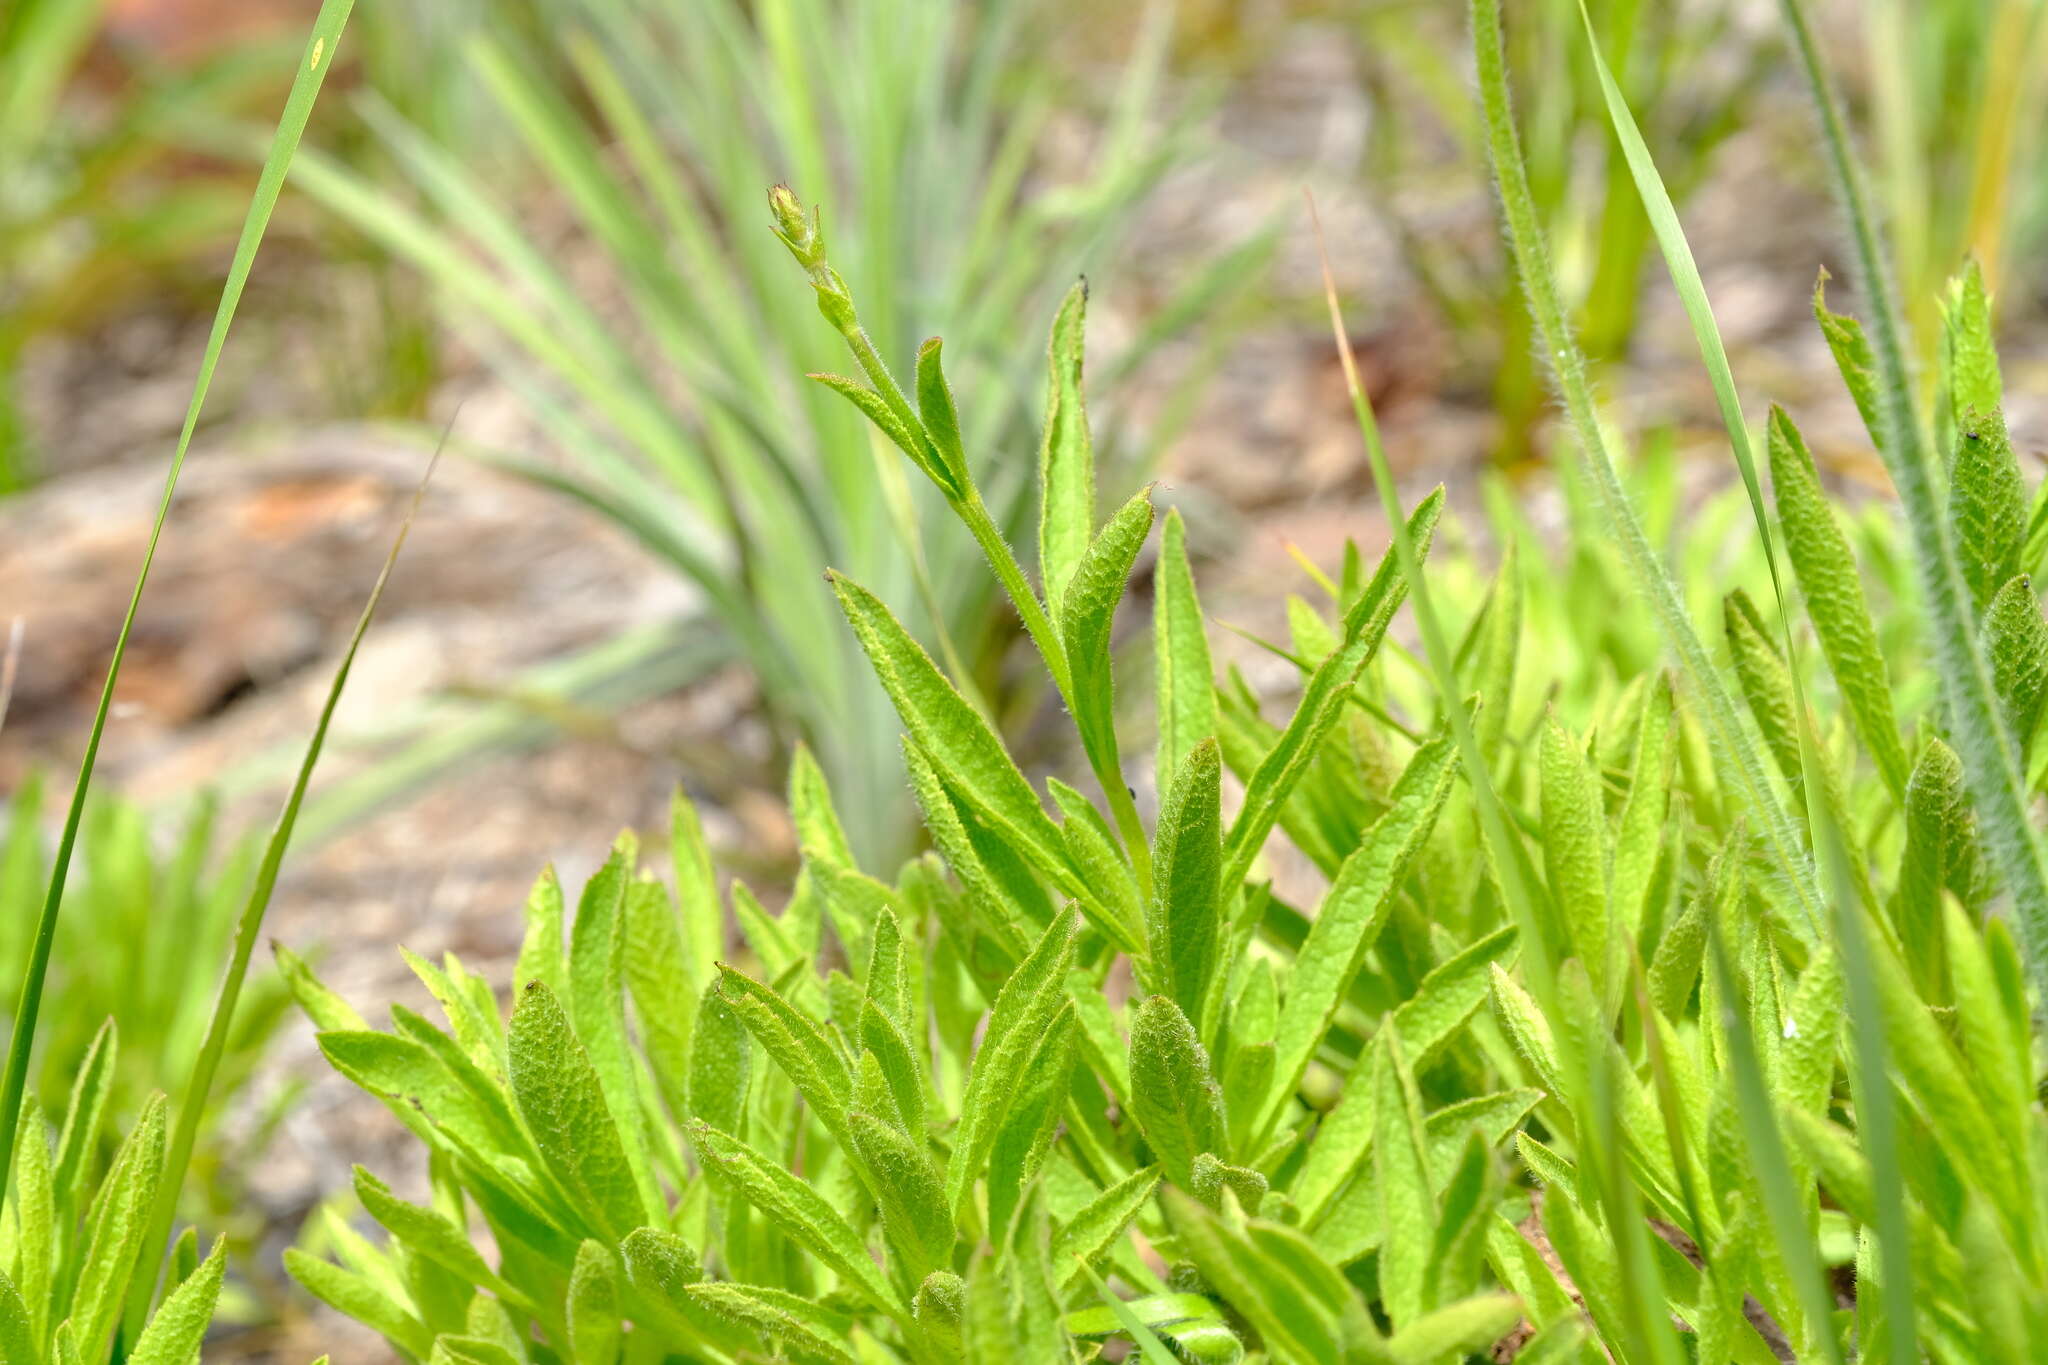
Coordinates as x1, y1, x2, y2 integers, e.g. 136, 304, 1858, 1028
768, 184, 823, 267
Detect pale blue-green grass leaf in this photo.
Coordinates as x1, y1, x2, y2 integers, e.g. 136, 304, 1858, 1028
1149, 739, 1223, 1029
1127, 995, 1223, 1189
1765, 406, 1909, 797
685, 1120, 897, 1316
506, 981, 645, 1242
1221, 489, 1443, 888
1262, 733, 1455, 1140
1155, 508, 1217, 798
1061, 487, 1155, 797
1039, 281, 1095, 609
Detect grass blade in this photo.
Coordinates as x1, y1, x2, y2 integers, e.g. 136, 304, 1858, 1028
128, 440, 441, 1328
0, 0, 358, 1195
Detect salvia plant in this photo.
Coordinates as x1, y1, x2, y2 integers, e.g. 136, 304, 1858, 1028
282, 0, 2048, 1351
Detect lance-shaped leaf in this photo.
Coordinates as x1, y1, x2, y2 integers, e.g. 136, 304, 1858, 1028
126, 1236, 227, 1365
1609, 676, 1674, 933
567, 839, 660, 1216
1262, 734, 1456, 1136
685, 983, 750, 1137
1953, 408, 2027, 614
285, 1251, 433, 1361
1148, 738, 1223, 1028
1897, 739, 1976, 1000
72, 1094, 167, 1362
1385, 1295, 1524, 1365
1154, 508, 1216, 798
1223, 488, 1444, 886
810, 371, 951, 497
1039, 281, 1095, 608
1986, 574, 2048, 759
1539, 716, 1615, 1012
354, 1166, 516, 1302
686, 1283, 860, 1365
1814, 272, 1885, 455
1724, 589, 1801, 784
714, 965, 852, 1148
506, 980, 645, 1241
1944, 260, 2004, 434
514, 866, 571, 1016
850, 1112, 952, 1283
1375, 1034, 1432, 1327
1126, 995, 1223, 1189
686, 1120, 898, 1315
1766, 406, 1909, 797
1061, 487, 1155, 789
1050, 1166, 1161, 1290
567, 1240, 621, 1365
946, 911, 1077, 1220
914, 337, 972, 499
1162, 1187, 1346, 1364
831, 572, 1074, 882
1466, 542, 1522, 758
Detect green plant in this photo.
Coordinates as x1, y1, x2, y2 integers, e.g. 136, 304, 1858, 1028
282, 11, 2048, 1364
0, 1054, 234, 1364
0, 786, 291, 1213
1353, 0, 1765, 464
284, 0, 1267, 863
0, 4, 449, 1359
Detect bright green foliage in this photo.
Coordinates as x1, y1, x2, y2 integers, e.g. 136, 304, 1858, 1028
287, 0, 1264, 861
0, 792, 285, 1177
295, 28, 2048, 1359
0, 1054, 233, 1365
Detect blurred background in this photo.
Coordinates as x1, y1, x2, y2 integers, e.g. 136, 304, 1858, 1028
1, 0, 2043, 1356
